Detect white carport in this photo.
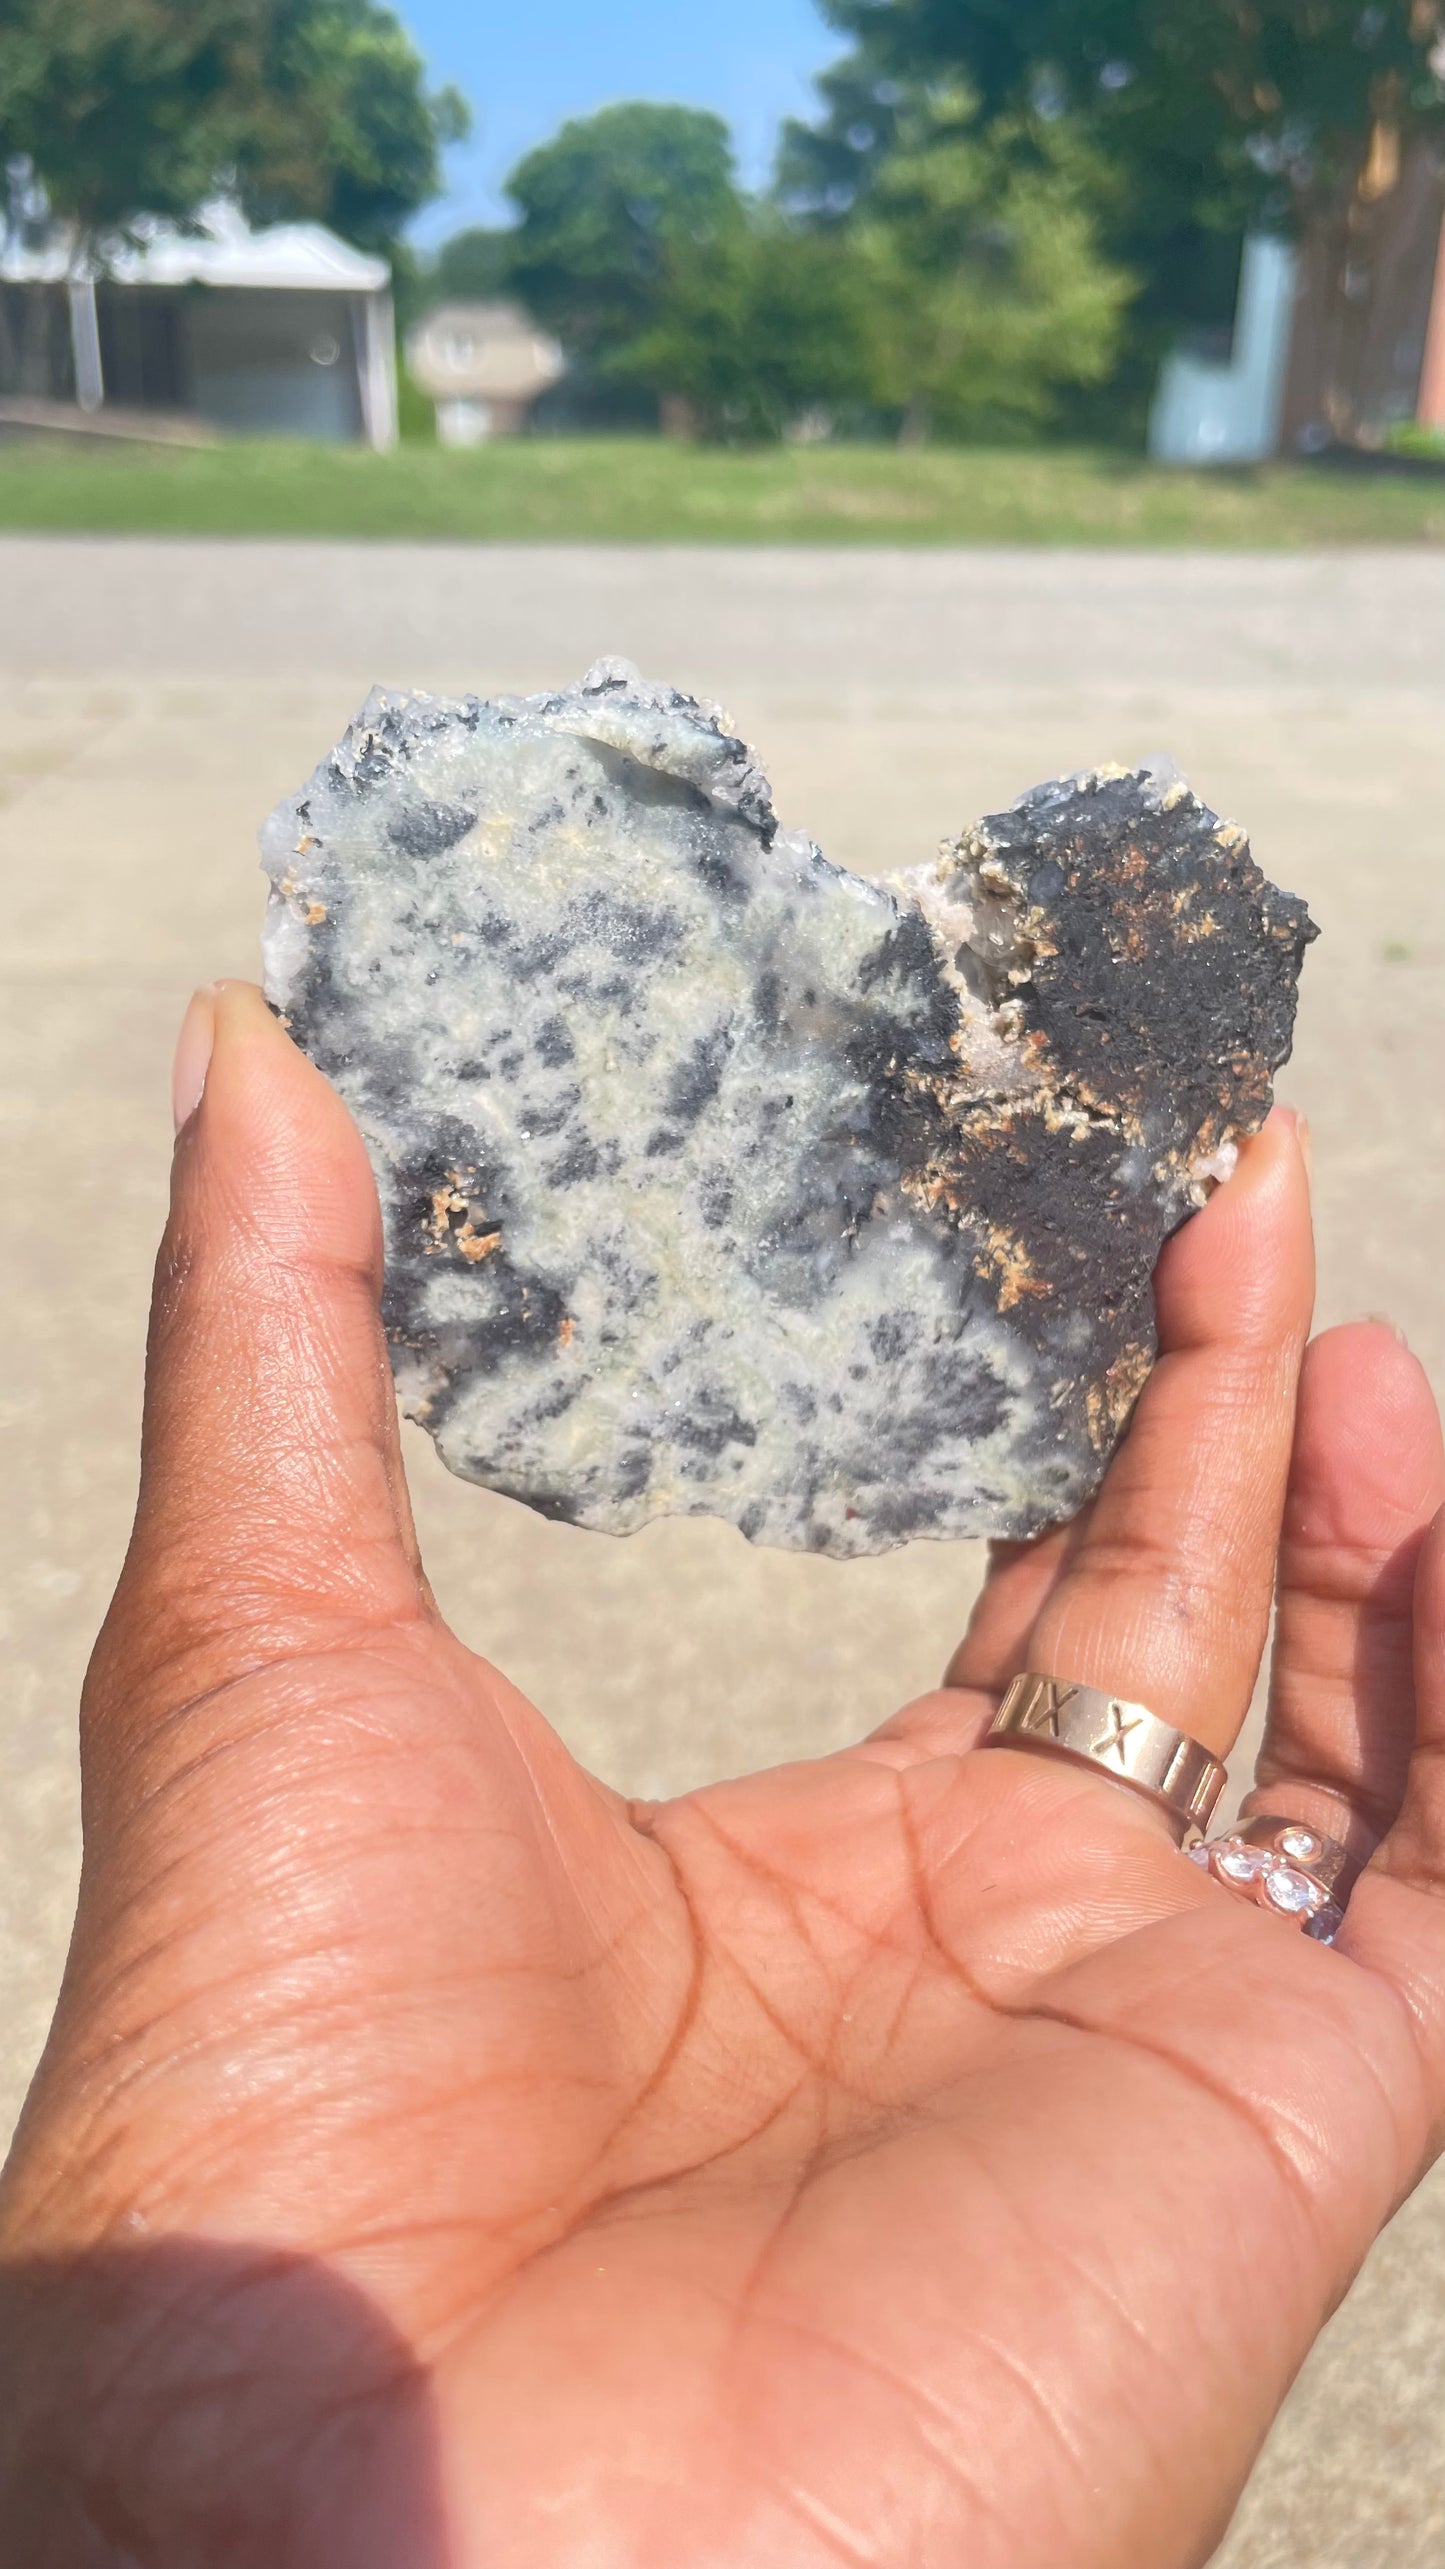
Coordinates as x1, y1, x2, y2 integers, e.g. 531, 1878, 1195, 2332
0, 201, 397, 449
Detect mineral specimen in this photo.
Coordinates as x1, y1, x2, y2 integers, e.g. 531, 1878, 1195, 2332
260, 660, 1315, 1558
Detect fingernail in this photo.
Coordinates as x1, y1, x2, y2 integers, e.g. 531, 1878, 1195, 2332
1362, 1313, 1410, 1347
1275, 1104, 1312, 1182
172, 986, 217, 1133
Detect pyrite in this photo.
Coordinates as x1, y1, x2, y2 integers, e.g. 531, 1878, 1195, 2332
261, 660, 1315, 1557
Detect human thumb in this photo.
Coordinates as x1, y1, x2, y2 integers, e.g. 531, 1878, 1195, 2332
90, 980, 426, 1745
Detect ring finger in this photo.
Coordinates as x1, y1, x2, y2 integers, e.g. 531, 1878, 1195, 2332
1015, 1111, 1314, 1762
894, 1112, 1313, 1779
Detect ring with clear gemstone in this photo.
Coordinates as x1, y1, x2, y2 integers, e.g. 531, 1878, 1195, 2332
1189, 1829, 1349, 1946
1214, 1844, 1272, 1886
1262, 1866, 1328, 1916
1278, 1826, 1319, 1863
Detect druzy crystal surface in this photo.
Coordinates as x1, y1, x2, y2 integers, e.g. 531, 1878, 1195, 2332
261, 660, 1314, 1558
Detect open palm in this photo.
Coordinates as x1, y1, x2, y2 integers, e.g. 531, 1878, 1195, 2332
4, 983, 1445, 2569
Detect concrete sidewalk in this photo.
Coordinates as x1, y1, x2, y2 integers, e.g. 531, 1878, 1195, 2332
2, 540, 1443, 2563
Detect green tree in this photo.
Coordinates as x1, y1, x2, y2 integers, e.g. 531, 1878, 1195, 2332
629, 216, 872, 438
238, 0, 468, 253
853, 88, 1135, 437
429, 224, 516, 302
504, 102, 740, 371
790, 0, 1445, 208
783, 2, 1445, 341
0, 0, 253, 246
0, 0, 467, 259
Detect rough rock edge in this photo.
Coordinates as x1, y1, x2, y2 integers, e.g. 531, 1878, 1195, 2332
260, 662, 1316, 1552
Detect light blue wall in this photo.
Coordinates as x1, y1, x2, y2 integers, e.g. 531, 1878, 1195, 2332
1150, 238, 1298, 467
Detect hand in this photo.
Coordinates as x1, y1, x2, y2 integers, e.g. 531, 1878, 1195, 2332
3, 982, 1443, 2569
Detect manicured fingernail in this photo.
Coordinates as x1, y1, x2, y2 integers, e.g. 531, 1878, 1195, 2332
1362, 1313, 1410, 1347
172, 986, 217, 1132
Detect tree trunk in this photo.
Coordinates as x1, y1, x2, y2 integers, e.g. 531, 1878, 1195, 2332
1282, 137, 1445, 450
17, 286, 62, 397
660, 394, 701, 440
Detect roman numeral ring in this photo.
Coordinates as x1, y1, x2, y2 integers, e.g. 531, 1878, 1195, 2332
984, 1674, 1228, 1847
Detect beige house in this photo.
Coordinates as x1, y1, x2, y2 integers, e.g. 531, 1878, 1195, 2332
405, 300, 565, 444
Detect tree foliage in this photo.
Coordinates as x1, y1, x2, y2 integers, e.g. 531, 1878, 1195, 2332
784, 3, 1445, 335
429, 224, 515, 304
0, 0, 250, 243
467, 86, 1128, 440
237, 0, 468, 251
504, 103, 739, 370
798, 0, 1445, 199
0, 0, 467, 256
629, 217, 873, 439
853, 90, 1134, 434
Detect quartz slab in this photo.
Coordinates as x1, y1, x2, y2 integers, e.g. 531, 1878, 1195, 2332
261, 661, 1315, 1557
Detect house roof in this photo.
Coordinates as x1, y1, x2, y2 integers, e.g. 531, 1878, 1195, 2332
413, 301, 539, 337
0, 199, 389, 293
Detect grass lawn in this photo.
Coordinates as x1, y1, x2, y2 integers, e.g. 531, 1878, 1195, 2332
0, 433, 1441, 545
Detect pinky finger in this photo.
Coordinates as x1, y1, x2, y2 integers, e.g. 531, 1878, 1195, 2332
1342, 1504, 1445, 2131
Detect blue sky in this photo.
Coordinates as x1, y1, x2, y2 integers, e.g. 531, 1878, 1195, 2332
401, 0, 840, 243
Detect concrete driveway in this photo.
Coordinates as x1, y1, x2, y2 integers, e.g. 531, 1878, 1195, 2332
3, 538, 1443, 2564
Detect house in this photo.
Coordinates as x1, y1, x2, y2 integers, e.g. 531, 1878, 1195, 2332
404, 301, 565, 444
0, 201, 397, 447
1151, 147, 1445, 464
